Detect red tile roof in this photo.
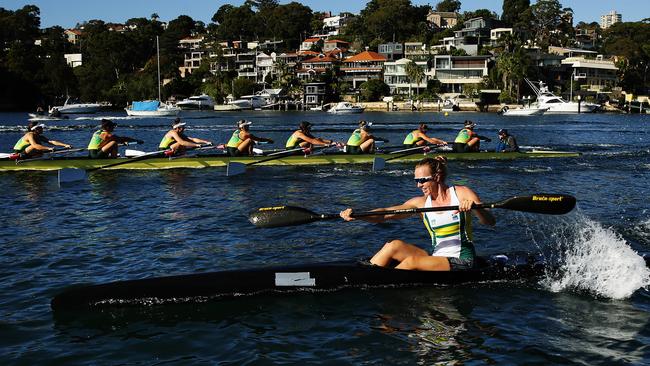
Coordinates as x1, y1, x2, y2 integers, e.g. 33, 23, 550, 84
302, 55, 338, 63
303, 38, 321, 43
344, 51, 387, 62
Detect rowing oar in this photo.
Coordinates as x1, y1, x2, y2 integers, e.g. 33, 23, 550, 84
372, 145, 439, 171
249, 194, 576, 228
16, 148, 87, 163
226, 145, 331, 176
58, 149, 166, 186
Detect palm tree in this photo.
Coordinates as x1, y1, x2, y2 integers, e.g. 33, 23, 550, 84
404, 60, 425, 98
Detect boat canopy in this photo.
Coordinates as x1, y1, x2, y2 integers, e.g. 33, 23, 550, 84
131, 101, 160, 111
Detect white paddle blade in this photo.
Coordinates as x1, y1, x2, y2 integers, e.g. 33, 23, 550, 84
0, 153, 12, 158
226, 162, 246, 176
252, 148, 264, 155
58, 168, 87, 185
372, 157, 386, 171
125, 149, 146, 157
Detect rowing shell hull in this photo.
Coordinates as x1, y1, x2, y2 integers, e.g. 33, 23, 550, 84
1, 151, 580, 171
51, 252, 547, 311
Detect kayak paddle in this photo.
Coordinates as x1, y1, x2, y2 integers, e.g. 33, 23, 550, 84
249, 194, 577, 228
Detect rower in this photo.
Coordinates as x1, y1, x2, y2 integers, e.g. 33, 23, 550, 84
403, 123, 447, 148
285, 121, 334, 151
87, 119, 143, 158
345, 121, 388, 154
226, 120, 274, 156
452, 120, 490, 153
159, 118, 212, 156
340, 156, 495, 271
495, 129, 520, 153
13, 122, 72, 158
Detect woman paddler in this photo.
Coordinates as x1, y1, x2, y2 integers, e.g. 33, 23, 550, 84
226, 120, 274, 156
87, 119, 143, 158
345, 120, 388, 154
403, 123, 448, 148
159, 118, 212, 156
340, 156, 495, 271
285, 121, 334, 151
13, 122, 72, 158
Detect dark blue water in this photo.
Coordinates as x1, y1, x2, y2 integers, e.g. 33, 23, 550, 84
1, 111, 649, 365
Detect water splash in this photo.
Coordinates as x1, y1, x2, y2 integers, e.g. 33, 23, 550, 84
543, 216, 650, 299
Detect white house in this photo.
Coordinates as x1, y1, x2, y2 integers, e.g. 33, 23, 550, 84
383, 58, 430, 95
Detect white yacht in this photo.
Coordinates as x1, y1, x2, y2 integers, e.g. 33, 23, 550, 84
227, 95, 265, 110
500, 105, 548, 116
50, 97, 102, 114
526, 79, 598, 114
327, 102, 364, 114
176, 94, 215, 110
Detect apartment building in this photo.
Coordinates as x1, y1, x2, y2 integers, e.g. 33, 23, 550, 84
383, 58, 430, 95
432, 55, 490, 93
341, 50, 387, 89
600, 10, 622, 29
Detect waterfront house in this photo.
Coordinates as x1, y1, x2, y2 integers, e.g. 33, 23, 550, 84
341, 50, 387, 89
383, 58, 430, 95
378, 42, 404, 61
297, 54, 338, 81
404, 42, 429, 62
64, 29, 82, 45
453, 17, 496, 55
323, 39, 349, 53
561, 55, 618, 92
432, 55, 490, 93
303, 82, 326, 108
300, 37, 322, 51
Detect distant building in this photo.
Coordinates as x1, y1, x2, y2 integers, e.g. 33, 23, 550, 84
64, 29, 82, 45
404, 42, 429, 62
300, 37, 322, 51
432, 55, 490, 93
297, 54, 337, 80
561, 55, 618, 92
427, 11, 459, 29
341, 50, 387, 89
490, 28, 513, 45
378, 42, 403, 61
322, 13, 352, 36
323, 39, 349, 53
548, 46, 597, 58
303, 82, 326, 108
574, 25, 599, 50
600, 10, 621, 29
64, 53, 82, 68
178, 36, 204, 50
383, 58, 429, 95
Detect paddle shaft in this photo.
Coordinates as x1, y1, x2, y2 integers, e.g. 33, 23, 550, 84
318, 202, 496, 221
87, 150, 165, 172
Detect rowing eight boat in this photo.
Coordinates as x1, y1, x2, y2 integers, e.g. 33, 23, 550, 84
1, 150, 580, 171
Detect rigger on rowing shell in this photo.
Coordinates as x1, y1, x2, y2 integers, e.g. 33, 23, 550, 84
340, 156, 496, 271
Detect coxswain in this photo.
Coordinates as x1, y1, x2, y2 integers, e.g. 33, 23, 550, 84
87, 119, 143, 158
340, 156, 495, 271
495, 129, 520, 153
403, 123, 448, 148
13, 122, 72, 158
345, 121, 388, 154
285, 121, 334, 151
226, 120, 274, 156
452, 120, 490, 153
159, 118, 212, 155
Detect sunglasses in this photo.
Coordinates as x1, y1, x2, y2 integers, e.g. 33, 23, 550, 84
414, 176, 434, 184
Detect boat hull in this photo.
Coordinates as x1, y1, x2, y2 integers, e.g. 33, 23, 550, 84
51, 252, 547, 310
0, 150, 581, 171
125, 108, 179, 117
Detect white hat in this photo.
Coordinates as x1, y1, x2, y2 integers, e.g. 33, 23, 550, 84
172, 122, 186, 129
30, 123, 46, 131
238, 120, 252, 128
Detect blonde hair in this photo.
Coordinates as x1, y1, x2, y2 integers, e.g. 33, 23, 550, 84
416, 156, 448, 182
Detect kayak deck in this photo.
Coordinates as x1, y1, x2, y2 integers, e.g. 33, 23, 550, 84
1, 150, 581, 171
51, 252, 547, 311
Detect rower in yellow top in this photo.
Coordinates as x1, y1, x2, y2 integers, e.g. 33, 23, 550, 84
345, 120, 388, 154
226, 120, 274, 156
87, 119, 143, 158
13, 122, 72, 158
452, 120, 490, 153
159, 118, 212, 156
285, 121, 334, 151
403, 123, 448, 148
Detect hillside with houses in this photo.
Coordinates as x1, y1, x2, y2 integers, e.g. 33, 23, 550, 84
0, 0, 649, 112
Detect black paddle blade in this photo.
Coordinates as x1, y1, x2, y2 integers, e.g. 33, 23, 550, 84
495, 194, 576, 215
249, 206, 320, 228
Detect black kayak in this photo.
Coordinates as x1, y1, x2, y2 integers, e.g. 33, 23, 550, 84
51, 252, 561, 311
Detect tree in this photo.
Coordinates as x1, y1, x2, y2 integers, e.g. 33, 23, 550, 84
602, 22, 650, 94
501, 0, 529, 27
496, 49, 529, 101
435, 0, 461, 12
529, 0, 573, 48
360, 79, 390, 101
405, 60, 425, 97
232, 77, 256, 98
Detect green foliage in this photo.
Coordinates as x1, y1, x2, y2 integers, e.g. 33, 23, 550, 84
498, 90, 515, 103
602, 22, 650, 94
529, 0, 574, 48
342, 0, 431, 45
435, 0, 461, 12
359, 79, 390, 101
232, 77, 256, 98
501, 0, 530, 27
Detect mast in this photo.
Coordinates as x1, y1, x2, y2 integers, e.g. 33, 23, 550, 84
157, 36, 161, 102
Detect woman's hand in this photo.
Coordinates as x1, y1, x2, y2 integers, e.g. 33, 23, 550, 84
340, 208, 355, 221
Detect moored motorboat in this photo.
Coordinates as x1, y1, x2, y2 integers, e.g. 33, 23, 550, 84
125, 100, 180, 117
500, 105, 548, 116
49, 97, 103, 114
50, 251, 549, 310
328, 102, 364, 114
176, 94, 216, 110
525, 79, 599, 114
0, 150, 582, 171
